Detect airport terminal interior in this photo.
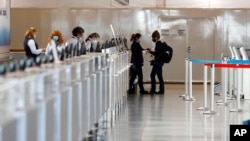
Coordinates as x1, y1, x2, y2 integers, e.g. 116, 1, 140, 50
1, 0, 250, 141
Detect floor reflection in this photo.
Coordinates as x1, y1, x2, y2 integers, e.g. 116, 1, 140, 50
102, 84, 250, 141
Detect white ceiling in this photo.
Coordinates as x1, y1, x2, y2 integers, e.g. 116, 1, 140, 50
10, 0, 250, 8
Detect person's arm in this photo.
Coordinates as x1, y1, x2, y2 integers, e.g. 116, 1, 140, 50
45, 43, 51, 55
85, 41, 91, 51
28, 39, 42, 55
149, 51, 156, 55
155, 41, 162, 55
148, 42, 159, 56
138, 43, 144, 51
58, 44, 66, 53
149, 42, 162, 56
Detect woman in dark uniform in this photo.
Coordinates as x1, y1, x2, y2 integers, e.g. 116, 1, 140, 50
128, 33, 148, 94
23, 27, 44, 60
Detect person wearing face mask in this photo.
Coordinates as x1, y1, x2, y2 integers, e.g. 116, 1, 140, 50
23, 27, 45, 60
128, 33, 149, 94
148, 30, 167, 95
85, 32, 100, 52
66, 26, 85, 51
45, 30, 65, 56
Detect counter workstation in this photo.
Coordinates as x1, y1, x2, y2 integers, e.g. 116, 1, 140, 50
0, 47, 130, 141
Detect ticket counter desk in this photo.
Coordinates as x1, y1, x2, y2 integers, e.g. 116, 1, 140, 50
0, 49, 130, 141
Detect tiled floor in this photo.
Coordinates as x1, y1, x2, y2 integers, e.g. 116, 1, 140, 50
102, 84, 250, 141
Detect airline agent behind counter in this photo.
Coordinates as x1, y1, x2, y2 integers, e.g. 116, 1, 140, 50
45, 30, 65, 55
23, 27, 45, 61
85, 32, 100, 53
66, 26, 85, 50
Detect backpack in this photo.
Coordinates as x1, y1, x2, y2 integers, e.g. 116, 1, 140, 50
161, 42, 173, 63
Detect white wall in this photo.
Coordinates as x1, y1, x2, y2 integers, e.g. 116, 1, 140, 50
11, 8, 250, 82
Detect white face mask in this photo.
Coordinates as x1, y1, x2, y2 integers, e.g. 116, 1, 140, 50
77, 37, 82, 42
92, 40, 98, 44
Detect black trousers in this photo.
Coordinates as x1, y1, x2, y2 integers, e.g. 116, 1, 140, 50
150, 61, 164, 93
129, 63, 145, 91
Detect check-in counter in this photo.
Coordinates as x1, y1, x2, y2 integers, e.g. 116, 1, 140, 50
77, 55, 96, 134
85, 53, 107, 126
0, 80, 20, 141
0, 46, 130, 141
105, 48, 130, 123
6, 71, 44, 141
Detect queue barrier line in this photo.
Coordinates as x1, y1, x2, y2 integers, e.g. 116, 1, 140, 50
190, 59, 249, 114
205, 63, 250, 68
228, 59, 250, 64
189, 59, 222, 110
184, 58, 222, 102
204, 63, 244, 113
190, 59, 222, 63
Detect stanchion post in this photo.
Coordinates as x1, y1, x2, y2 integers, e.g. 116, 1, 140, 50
197, 64, 208, 110
230, 67, 243, 112
204, 64, 217, 115
186, 58, 189, 97
237, 72, 243, 111
228, 69, 235, 100
224, 68, 228, 104
189, 60, 193, 98
211, 64, 215, 112
184, 59, 197, 101
231, 68, 237, 99
180, 58, 189, 97
217, 62, 229, 106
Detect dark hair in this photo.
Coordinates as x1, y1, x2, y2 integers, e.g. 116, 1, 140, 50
130, 33, 141, 42
88, 32, 100, 39
72, 26, 84, 36
85, 32, 100, 42
152, 30, 160, 39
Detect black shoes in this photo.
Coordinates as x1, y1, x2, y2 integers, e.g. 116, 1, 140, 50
140, 90, 149, 94
127, 89, 150, 94
149, 91, 156, 94
127, 89, 136, 94
156, 91, 164, 95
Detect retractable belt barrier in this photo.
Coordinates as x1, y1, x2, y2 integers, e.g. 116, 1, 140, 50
184, 58, 249, 115
204, 63, 250, 113
182, 58, 222, 102
228, 59, 250, 64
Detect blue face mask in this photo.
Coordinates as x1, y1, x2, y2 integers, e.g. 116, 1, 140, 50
138, 39, 142, 44
53, 36, 59, 41
77, 37, 82, 42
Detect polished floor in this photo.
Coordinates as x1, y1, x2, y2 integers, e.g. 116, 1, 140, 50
100, 84, 250, 141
